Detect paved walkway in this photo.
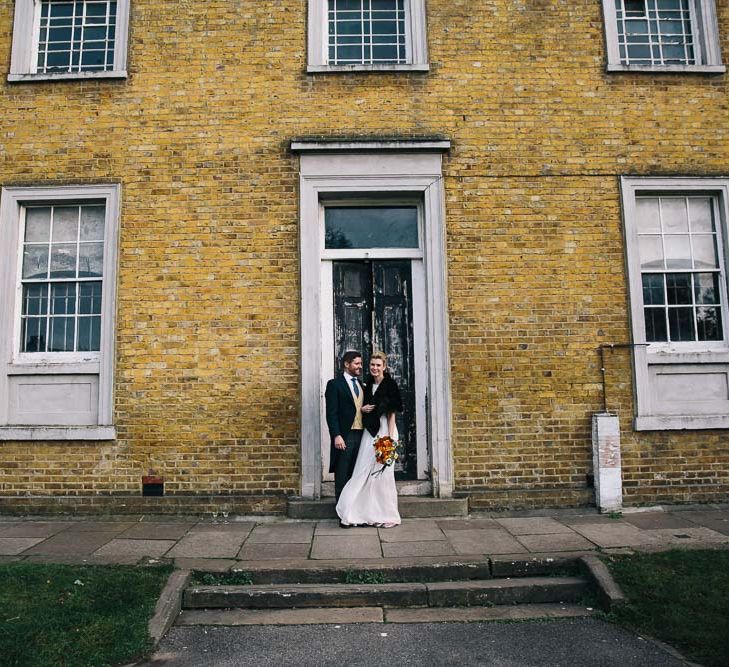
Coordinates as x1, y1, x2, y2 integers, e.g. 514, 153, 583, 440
1, 504, 728, 569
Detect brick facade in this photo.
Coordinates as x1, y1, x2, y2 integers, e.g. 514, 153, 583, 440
0, 0, 727, 513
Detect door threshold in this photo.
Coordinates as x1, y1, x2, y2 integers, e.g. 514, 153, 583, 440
320, 480, 432, 497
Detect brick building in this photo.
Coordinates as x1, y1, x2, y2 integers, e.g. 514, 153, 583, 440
0, 0, 728, 514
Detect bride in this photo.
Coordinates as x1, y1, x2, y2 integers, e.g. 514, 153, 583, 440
336, 352, 402, 528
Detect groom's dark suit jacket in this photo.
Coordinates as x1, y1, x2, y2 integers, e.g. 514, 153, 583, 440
325, 374, 362, 474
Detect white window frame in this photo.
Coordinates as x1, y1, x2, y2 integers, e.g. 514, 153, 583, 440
308, 0, 429, 73
621, 176, 729, 430
9, 0, 131, 82
0, 185, 120, 440
601, 0, 724, 73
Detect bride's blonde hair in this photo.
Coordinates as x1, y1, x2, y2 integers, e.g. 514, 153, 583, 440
369, 351, 390, 375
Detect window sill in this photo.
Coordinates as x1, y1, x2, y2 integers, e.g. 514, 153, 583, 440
7, 70, 128, 83
635, 415, 729, 430
0, 426, 116, 441
606, 63, 725, 74
307, 63, 430, 74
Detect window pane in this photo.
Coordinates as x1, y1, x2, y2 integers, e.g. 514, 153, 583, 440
694, 273, 720, 305
697, 307, 723, 341
692, 235, 718, 269
25, 208, 52, 242
50, 244, 78, 278
666, 273, 692, 304
22, 317, 47, 353
661, 198, 689, 233
325, 207, 418, 249
636, 198, 661, 233
22, 246, 50, 279
642, 273, 665, 305
79, 282, 102, 314
77, 315, 101, 351
22, 284, 49, 316
51, 283, 76, 315
49, 316, 75, 352
668, 307, 695, 341
53, 206, 79, 242
690, 198, 714, 233
664, 235, 692, 269
80, 205, 105, 240
78, 242, 104, 277
644, 308, 668, 341
638, 236, 664, 269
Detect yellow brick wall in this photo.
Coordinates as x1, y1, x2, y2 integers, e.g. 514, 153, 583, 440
0, 0, 727, 510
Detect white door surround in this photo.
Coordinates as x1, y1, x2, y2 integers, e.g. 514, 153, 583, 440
292, 139, 453, 499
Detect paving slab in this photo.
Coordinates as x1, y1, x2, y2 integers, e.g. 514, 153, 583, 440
167, 532, 249, 559
310, 534, 382, 560
178, 607, 384, 626
680, 510, 729, 536
569, 522, 658, 548
61, 521, 137, 533
0, 555, 23, 563
0, 537, 46, 555
119, 523, 195, 540
238, 543, 312, 560
642, 527, 729, 546
620, 512, 698, 530
187, 522, 255, 536
443, 529, 528, 555
314, 521, 379, 536
436, 519, 501, 531
515, 533, 596, 553
496, 517, 575, 535
93, 539, 177, 558
377, 521, 445, 543
560, 515, 625, 526
381, 540, 456, 558
23, 530, 121, 555
174, 558, 237, 572
385, 604, 594, 623
246, 523, 315, 544
0, 521, 72, 538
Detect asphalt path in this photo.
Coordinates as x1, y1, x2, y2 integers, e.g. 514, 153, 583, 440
143, 618, 688, 666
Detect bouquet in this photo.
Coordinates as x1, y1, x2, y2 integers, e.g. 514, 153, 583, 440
371, 435, 399, 477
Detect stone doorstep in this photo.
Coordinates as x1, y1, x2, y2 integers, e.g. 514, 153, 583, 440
183, 576, 590, 610
286, 497, 469, 520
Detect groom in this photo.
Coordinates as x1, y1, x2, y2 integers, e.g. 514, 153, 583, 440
325, 350, 365, 504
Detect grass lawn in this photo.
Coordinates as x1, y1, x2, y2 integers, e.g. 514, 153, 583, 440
605, 548, 729, 667
0, 562, 173, 667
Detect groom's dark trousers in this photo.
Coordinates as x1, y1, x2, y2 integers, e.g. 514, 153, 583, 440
333, 429, 362, 501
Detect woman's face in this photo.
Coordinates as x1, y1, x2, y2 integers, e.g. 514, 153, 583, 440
369, 358, 385, 379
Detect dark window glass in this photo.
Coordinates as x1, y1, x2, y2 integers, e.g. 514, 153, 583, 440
666, 273, 692, 304
668, 307, 695, 341
644, 308, 668, 341
325, 207, 418, 249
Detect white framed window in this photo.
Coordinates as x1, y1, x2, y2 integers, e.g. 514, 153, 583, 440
622, 177, 729, 430
0, 185, 120, 440
308, 0, 429, 72
9, 0, 131, 82
601, 0, 724, 73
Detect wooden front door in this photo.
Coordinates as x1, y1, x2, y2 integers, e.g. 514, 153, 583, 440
333, 260, 417, 479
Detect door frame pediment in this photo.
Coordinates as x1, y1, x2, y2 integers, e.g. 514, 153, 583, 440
293, 140, 453, 499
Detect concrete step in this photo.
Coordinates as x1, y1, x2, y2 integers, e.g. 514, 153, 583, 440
184, 576, 590, 610
221, 555, 580, 585
286, 496, 468, 520
177, 603, 596, 626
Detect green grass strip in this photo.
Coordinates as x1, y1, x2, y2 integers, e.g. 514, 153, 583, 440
0, 562, 173, 667
606, 549, 729, 667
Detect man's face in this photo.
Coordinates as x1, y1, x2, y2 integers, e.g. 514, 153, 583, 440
344, 357, 363, 377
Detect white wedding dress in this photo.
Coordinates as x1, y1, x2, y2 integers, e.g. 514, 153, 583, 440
336, 413, 401, 527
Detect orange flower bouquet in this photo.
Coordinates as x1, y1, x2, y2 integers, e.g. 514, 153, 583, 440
371, 435, 399, 477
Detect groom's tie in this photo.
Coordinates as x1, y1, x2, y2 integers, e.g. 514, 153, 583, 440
351, 378, 360, 397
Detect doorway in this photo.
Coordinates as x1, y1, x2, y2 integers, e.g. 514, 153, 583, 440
333, 260, 417, 479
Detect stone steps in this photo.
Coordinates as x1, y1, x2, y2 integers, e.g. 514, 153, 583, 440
286, 496, 468, 519
175, 555, 618, 627
184, 576, 590, 610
